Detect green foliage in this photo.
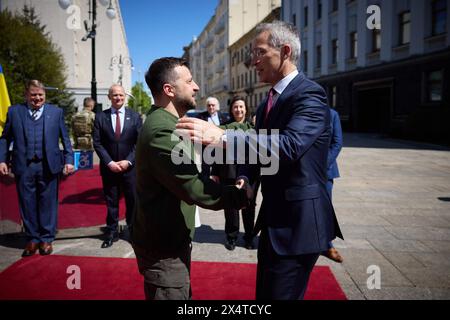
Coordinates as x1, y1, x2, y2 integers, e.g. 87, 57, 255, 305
128, 82, 152, 115
0, 5, 76, 127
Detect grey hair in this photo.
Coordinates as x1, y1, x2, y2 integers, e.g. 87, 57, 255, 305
206, 96, 220, 110
255, 21, 301, 66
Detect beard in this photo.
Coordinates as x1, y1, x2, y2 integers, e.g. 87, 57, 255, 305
174, 95, 196, 113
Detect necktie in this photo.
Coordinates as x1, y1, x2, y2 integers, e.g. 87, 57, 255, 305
264, 88, 275, 126
115, 110, 121, 140
31, 109, 38, 120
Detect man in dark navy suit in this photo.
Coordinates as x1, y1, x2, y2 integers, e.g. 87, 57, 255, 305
196, 97, 229, 126
323, 107, 344, 263
93, 84, 142, 248
177, 21, 343, 300
0, 80, 74, 257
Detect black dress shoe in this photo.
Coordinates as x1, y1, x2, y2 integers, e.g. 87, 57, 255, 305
224, 238, 236, 251
101, 232, 119, 248
244, 239, 255, 250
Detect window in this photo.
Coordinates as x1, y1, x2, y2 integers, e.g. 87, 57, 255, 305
432, 0, 447, 36
331, 39, 338, 65
399, 11, 411, 45
372, 29, 381, 52
330, 86, 337, 107
332, 0, 339, 12
292, 13, 296, 26
426, 70, 443, 102
304, 6, 308, 27
318, 0, 322, 20
316, 45, 322, 68
350, 32, 358, 58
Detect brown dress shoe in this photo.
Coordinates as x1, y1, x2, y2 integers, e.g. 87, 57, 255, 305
325, 247, 344, 263
39, 242, 53, 255
22, 242, 39, 257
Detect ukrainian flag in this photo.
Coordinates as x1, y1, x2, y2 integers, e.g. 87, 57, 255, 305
0, 64, 11, 136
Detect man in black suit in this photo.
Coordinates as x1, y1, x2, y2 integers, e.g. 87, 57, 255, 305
196, 97, 229, 177
197, 97, 229, 125
93, 84, 142, 248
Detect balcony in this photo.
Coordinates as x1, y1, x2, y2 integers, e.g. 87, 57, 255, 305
214, 17, 226, 34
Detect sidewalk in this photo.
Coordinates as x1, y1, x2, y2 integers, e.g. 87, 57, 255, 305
1, 133, 450, 299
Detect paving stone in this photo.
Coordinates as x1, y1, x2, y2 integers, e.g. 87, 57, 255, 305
368, 239, 434, 253
384, 226, 450, 241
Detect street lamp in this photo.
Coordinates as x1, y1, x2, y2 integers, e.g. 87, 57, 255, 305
109, 55, 134, 85
58, 0, 116, 105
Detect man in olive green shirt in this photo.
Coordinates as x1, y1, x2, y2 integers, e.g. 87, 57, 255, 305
132, 57, 250, 300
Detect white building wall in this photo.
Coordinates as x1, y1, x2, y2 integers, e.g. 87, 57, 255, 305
0, 0, 131, 111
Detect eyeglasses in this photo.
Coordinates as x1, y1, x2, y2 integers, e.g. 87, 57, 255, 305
250, 48, 268, 60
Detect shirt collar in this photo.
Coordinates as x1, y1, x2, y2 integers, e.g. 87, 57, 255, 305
28, 104, 45, 112
112, 107, 124, 114
273, 69, 299, 96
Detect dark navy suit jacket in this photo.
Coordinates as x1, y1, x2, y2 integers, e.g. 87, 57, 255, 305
0, 103, 73, 175
93, 107, 142, 177
327, 108, 342, 180
234, 72, 343, 255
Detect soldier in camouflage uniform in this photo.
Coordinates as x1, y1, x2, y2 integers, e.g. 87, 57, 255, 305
72, 97, 96, 150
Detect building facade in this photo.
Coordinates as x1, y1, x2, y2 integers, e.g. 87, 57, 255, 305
283, 0, 450, 144
0, 0, 131, 111
187, 0, 281, 111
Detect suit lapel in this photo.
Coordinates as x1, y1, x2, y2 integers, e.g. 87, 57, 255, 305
266, 72, 304, 128
43, 105, 52, 139
121, 108, 130, 138
18, 104, 28, 140
104, 109, 114, 137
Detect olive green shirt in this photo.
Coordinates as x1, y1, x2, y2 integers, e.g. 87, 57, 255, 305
132, 106, 248, 253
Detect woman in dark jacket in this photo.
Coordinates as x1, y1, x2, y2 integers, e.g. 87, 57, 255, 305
211, 96, 258, 250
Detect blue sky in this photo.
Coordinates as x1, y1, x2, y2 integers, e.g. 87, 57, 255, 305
120, 0, 219, 88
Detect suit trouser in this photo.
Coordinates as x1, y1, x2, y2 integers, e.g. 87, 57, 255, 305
101, 170, 136, 233
133, 243, 192, 300
256, 229, 320, 300
15, 161, 59, 243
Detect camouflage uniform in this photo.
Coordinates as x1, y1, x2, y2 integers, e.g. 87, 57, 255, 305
72, 109, 95, 150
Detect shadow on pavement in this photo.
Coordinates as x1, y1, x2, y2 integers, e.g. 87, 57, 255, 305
343, 133, 450, 151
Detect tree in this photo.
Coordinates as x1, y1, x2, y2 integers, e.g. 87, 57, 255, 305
128, 82, 152, 115
0, 6, 76, 128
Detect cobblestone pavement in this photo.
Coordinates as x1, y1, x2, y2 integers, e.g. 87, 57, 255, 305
1, 133, 450, 300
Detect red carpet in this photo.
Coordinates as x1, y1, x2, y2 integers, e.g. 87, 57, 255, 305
0, 165, 125, 229
0, 255, 347, 300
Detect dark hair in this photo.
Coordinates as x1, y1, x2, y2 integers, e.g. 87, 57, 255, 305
145, 57, 189, 97
228, 96, 248, 121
